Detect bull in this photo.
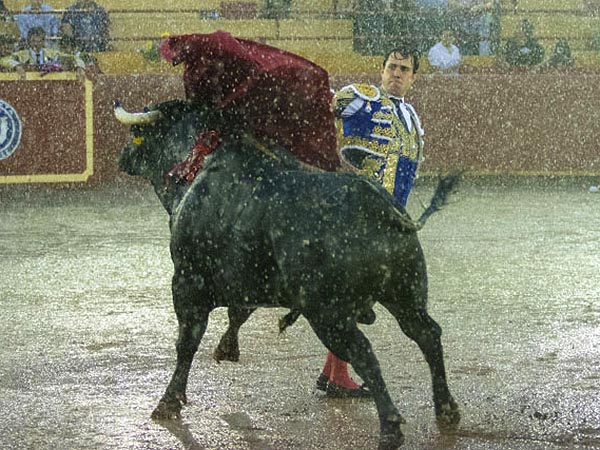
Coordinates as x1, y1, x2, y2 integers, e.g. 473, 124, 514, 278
116, 99, 460, 450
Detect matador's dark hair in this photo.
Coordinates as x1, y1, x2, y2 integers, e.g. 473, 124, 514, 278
382, 44, 420, 74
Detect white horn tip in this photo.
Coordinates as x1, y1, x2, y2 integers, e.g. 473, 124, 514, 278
114, 103, 162, 125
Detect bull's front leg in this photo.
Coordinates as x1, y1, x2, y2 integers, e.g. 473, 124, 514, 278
213, 307, 255, 363
152, 271, 210, 420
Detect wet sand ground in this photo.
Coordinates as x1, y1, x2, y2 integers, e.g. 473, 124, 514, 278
1, 178, 600, 450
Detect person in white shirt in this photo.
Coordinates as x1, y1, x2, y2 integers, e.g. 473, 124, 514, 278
428, 29, 461, 75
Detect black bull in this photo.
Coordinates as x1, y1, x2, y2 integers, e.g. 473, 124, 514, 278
117, 100, 460, 449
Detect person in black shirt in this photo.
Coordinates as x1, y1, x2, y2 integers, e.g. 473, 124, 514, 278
61, 0, 110, 52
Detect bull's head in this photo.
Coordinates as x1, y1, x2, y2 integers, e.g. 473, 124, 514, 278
116, 100, 205, 178
115, 100, 207, 212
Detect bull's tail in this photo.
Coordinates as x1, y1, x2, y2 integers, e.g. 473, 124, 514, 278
279, 309, 301, 333
416, 172, 461, 229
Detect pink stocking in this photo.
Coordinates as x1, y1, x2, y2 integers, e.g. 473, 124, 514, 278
328, 352, 360, 389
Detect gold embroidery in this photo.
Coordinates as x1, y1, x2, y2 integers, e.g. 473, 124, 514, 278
353, 83, 379, 99
372, 125, 396, 139
360, 158, 383, 180
382, 152, 399, 195
399, 127, 421, 160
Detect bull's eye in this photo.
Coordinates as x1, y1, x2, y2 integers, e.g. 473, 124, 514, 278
132, 136, 144, 145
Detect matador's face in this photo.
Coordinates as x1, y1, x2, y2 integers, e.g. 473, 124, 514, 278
380, 52, 417, 98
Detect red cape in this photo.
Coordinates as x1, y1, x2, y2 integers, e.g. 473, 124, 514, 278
159, 31, 341, 172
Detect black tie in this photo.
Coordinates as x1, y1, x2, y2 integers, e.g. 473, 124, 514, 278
391, 97, 410, 131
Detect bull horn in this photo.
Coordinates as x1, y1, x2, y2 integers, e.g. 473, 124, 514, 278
113, 100, 162, 125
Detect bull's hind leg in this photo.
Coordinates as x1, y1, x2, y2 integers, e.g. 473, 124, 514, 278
213, 307, 255, 363
152, 272, 210, 420
385, 303, 460, 426
306, 316, 404, 450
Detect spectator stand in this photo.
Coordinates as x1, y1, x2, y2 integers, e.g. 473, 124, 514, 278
2, 0, 600, 75
500, 0, 600, 70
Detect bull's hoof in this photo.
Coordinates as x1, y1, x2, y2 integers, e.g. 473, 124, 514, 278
151, 398, 183, 420
435, 399, 461, 427
213, 345, 240, 363
378, 415, 405, 450
378, 428, 405, 450
357, 308, 376, 325
176, 392, 188, 405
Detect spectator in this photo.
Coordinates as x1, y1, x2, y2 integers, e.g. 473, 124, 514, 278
412, 0, 450, 53
504, 19, 545, 67
57, 22, 77, 54
546, 38, 573, 69
0, 0, 20, 46
263, 0, 292, 19
428, 29, 461, 74
0, 35, 16, 62
61, 0, 110, 52
592, 26, 600, 53
15, 0, 59, 45
0, 26, 85, 78
584, 0, 600, 14
57, 21, 98, 74
448, 0, 496, 55
475, 1, 497, 55
352, 0, 388, 55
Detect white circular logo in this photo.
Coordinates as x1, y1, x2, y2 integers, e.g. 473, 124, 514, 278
0, 100, 23, 161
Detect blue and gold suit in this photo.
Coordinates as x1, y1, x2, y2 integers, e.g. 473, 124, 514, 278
334, 83, 424, 207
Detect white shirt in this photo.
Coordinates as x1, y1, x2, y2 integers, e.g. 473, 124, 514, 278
428, 42, 461, 73
388, 95, 425, 137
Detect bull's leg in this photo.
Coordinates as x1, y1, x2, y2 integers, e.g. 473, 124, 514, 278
306, 315, 404, 450
384, 304, 460, 427
213, 307, 255, 363
152, 272, 210, 420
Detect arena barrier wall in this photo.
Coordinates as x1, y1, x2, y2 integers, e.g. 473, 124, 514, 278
1, 71, 599, 185
0, 72, 93, 184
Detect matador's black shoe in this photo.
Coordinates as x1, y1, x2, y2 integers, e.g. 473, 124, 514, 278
316, 373, 328, 391
326, 382, 372, 398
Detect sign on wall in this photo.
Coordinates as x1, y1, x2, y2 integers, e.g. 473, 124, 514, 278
0, 99, 23, 161
0, 72, 94, 184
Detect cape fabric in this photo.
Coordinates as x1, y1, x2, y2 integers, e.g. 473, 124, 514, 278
159, 31, 341, 172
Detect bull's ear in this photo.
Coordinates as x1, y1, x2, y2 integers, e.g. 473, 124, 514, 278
155, 99, 194, 118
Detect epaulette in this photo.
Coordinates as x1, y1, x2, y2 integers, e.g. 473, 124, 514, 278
343, 83, 381, 102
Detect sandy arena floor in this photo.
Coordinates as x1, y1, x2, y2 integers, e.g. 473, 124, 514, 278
1, 178, 599, 450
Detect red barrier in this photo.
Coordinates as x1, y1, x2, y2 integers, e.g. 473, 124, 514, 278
1, 71, 600, 185
0, 73, 92, 183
